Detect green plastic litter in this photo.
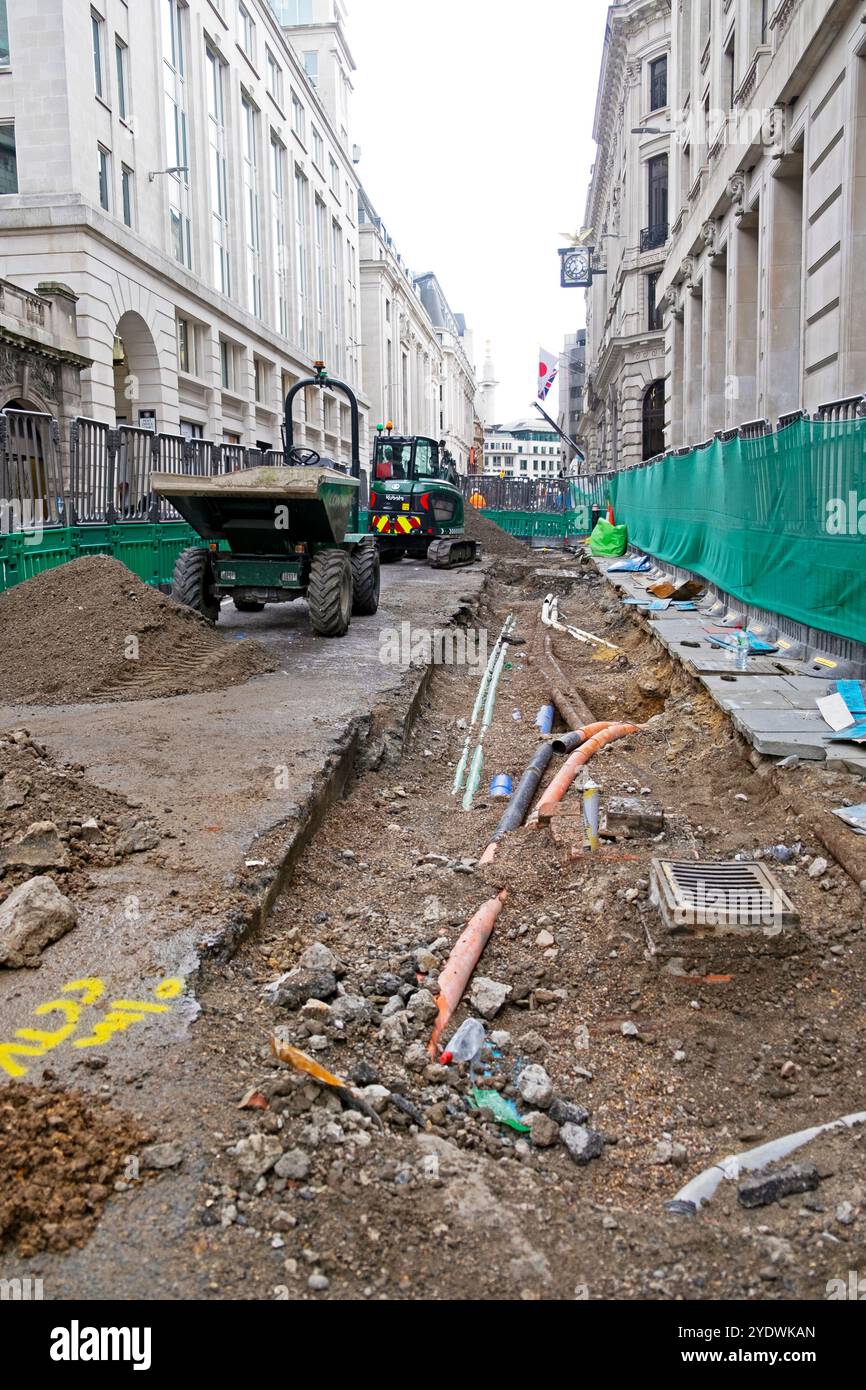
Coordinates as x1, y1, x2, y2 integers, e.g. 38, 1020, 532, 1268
588, 518, 628, 557
469, 1087, 530, 1133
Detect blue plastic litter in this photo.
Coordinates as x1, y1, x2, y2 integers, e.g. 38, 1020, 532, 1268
711, 633, 779, 655
608, 555, 651, 573
837, 680, 866, 718
829, 720, 866, 743
490, 773, 513, 798
534, 704, 555, 735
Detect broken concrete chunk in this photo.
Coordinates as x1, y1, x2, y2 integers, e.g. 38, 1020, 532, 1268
140, 1141, 184, 1171
560, 1123, 605, 1166
274, 1148, 311, 1181
549, 1098, 590, 1127
1, 774, 30, 810
115, 821, 160, 856
529, 1112, 560, 1148
0, 875, 77, 968
271, 967, 338, 1009
470, 976, 511, 1019
517, 1064, 554, 1109
737, 1162, 820, 1209
297, 942, 344, 976
0, 821, 68, 871
227, 1133, 283, 1178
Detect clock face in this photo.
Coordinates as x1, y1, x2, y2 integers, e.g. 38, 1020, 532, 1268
560, 248, 592, 288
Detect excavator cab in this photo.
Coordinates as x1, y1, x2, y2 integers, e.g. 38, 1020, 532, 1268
368, 431, 480, 567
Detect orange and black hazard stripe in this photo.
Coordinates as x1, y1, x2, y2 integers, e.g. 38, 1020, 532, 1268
372, 514, 423, 535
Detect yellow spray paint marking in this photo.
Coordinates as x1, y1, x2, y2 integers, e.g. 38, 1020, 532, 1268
0, 976, 186, 1078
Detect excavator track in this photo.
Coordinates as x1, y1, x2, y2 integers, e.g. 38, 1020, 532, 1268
426, 537, 482, 569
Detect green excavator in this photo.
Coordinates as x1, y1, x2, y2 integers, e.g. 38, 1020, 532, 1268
367, 429, 481, 568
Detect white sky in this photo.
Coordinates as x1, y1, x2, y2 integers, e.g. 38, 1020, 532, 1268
349, 0, 610, 425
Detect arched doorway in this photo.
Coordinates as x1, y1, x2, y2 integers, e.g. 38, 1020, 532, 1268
642, 380, 665, 461
113, 310, 162, 428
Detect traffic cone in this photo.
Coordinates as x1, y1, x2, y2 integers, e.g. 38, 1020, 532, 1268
607, 501, 616, 525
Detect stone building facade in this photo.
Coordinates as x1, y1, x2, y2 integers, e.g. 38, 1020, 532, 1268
414, 273, 478, 474
0, 0, 367, 462
559, 328, 587, 466
580, 0, 673, 472
358, 189, 443, 441
659, 0, 866, 443
580, 0, 866, 470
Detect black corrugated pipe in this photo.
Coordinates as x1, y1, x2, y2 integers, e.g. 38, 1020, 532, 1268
482, 729, 589, 859
551, 730, 589, 755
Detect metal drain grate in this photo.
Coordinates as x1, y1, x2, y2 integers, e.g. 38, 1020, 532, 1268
650, 859, 799, 935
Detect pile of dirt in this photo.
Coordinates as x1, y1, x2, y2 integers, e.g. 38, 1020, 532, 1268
0, 727, 159, 894
464, 506, 533, 560
0, 556, 277, 706
0, 1085, 147, 1256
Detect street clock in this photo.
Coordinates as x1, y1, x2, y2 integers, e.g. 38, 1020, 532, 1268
559, 246, 593, 288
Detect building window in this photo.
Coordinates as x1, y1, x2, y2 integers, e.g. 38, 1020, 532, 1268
238, 3, 255, 61
761, 0, 770, 45
0, 121, 17, 193
92, 10, 105, 98
242, 95, 262, 318
266, 48, 283, 105
303, 51, 318, 86
643, 154, 668, 246
97, 145, 110, 210
329, 156, 340, 197
162, 0, 184, 75
331, 217, 343, 372
254, 357, 269, 403
314, 196, 326, 358
121, 164, 134, 226
647, 271, 662, 331
115, 38, 128, 120
649, 54, 667, 112
0, 1, 10, 67
294, 167, 308, 349
271, 135, 289, 336
206, 48, 230, 294
220, 338, 234, 390
291, 91, 305, 141
269, 0, 312, 22
312, 126, 324, 169
725, 28, 736, 108
177, 316, 195, 375
642, 380, 665, 461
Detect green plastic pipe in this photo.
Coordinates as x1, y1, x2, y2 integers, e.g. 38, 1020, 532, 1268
452, 615, 513, 795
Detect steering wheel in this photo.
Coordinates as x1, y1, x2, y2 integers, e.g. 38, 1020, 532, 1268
288, 447, 321, 467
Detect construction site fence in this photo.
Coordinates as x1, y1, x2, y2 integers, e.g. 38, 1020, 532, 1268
0, 521, 204, 596
608, 410, 866, 647
460, 473, 614, 515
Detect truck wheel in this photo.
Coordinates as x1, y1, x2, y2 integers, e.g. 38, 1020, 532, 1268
379, 546, 404, 564
351, 544, 380, 616
234, 599, 265, 613
307, 550, 353, 636
172, 547, 219, 624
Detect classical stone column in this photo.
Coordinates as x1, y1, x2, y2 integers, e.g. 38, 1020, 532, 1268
684, 279, 704, 443
703, 243, 728, 436
765, 168, 804, 419
727, 213, 760, 425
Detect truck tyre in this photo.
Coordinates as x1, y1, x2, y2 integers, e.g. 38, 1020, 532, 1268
234, 599, 265, 613
379, 546, 404, 564
351, 544, 380, 616
307, 550, 353, 637
172, 547, 219, 624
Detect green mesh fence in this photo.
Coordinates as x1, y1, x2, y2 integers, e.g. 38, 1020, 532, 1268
608, 417, 866, 645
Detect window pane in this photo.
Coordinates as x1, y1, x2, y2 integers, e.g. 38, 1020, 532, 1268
92, 13, 103, 96
0, 0, 10, 66
116, 42, 126, 119
0, 122, 17, 193
122, 167, 133, 225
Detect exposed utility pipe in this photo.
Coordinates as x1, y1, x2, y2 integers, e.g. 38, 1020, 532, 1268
461, 636, 512, 810
543, 634, 596, 727
478, 726, 613, 865
427, 890, 508, 1056
666, 1110, 866, 1215
542, 593, 621, 652
452, 615, 514, 795
529, 722, 638, 825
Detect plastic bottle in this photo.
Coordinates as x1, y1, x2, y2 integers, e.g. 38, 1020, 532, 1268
439, 1017, 486, 1070
735, 630, 749, 670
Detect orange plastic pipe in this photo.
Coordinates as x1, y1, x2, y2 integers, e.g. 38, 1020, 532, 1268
534, 722, 637, 821
427, 889, 508, 1056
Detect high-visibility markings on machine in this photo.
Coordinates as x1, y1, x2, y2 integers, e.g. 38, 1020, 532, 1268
372, 514, 422, 535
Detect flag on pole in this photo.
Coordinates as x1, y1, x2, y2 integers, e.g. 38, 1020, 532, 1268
538, 347, 559, 400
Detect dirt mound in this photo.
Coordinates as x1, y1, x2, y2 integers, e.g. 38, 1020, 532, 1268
0, 728, 158, 895
0, 1084, 147, 1256
464, 506, 532, 560
0, 556, 276, 705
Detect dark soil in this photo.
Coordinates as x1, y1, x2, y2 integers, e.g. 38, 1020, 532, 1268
0, 1084, 147, 1257
464, 506, 534, 559
0, 556, 276, 706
